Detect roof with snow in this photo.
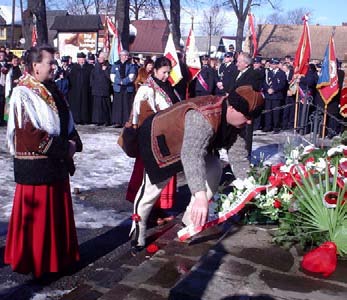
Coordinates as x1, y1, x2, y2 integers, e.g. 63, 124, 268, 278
0, 5, 21, 25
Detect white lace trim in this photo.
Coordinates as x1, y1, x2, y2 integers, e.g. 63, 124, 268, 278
7, 85, 63, 155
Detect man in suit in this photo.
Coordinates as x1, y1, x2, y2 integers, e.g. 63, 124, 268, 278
227, 52, 264, 178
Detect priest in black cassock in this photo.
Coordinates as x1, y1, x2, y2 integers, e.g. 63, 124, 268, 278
90, 52, 112, 126
67, 52, 94, 124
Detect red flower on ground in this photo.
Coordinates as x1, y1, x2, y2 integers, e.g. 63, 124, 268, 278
146, 244, 159, 254
131, 214, 141, 222
302, 241, 337, 277
274, 199, 282, 209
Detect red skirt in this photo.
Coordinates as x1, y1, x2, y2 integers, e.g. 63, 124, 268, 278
4, 179, 80, 278
126, 156, 176, 209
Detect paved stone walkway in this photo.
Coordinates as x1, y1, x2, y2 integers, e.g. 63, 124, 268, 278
59, 220, 347, 300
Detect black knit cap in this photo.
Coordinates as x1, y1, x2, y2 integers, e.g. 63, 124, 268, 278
227, 85, 264, 118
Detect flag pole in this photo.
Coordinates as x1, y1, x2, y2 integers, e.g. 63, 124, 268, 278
294, 79, 300, 131
322, 104, 328, 139
186, 16, 194, 100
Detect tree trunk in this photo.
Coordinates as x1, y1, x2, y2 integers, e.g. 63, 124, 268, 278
115, 0, 130, 50
170, 0, 181, 49
235, 19, 245, 52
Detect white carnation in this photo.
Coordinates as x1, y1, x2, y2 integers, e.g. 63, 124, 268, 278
315, 158, 327, 172
232, 178, 245, 190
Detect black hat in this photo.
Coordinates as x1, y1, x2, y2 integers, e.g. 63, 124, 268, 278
253, 56, 262, 63
224, 52, 234, 58
227, 85, 264, 118
270, 58, 279, 64
77, 52, 86, 58
201, 55, 209, 60
88, 53, 95, 61
61, 56, 69, 62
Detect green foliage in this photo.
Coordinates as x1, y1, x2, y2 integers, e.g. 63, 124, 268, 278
274, 164, 347, 256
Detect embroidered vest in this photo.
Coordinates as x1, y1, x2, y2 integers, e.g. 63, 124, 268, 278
150, 94, 227, 169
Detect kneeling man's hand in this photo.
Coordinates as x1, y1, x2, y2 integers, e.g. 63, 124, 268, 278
191, 191, 209, 227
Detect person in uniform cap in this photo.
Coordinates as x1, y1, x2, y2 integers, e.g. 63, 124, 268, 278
216, 52, 237, 95
262, 57, 286, 133
269, 58, 279, 65
194, 55, 216, 96
253, 56, 262, 64
61, 56, 69, 63
129, 86, 264, 253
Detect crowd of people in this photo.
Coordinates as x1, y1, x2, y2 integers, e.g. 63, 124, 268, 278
189, 49, 345, 138
2, 41, 346, 277
2, 44, 345, 137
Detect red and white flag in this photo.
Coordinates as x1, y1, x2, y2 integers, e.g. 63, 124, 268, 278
248, 13, 258, 58
102, 18, 110, 54
32, 24, 37, 47
164, 33, 182, 86
293, 15, 311, 76
107, 17, 123, 64
185, 28, 201, 80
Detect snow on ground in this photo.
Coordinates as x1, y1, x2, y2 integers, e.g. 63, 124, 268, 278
1, 125, 296, 234
0, 125, 135, 233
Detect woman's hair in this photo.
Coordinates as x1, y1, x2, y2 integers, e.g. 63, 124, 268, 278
154, 56, 172, 70
144, 58, 154, 68
24, 44, 55, 74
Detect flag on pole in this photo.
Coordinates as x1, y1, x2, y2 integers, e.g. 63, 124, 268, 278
293, 15, 311, 76
248, 13, 258, 58
32, 24, 37, 47
102, 18, 110, 54
185, 27, 201, 80
107, 17, 123, 64
164, 33, 182, 86
316, 35, 339, 105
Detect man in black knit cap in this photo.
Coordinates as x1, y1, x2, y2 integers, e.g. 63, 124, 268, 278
129, 86, 264, 253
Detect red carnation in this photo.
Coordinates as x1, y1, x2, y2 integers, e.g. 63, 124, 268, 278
274, 199, 282, 209
131, 213, 141, 222
146, 244, 159, 254
305, 157, 315, 164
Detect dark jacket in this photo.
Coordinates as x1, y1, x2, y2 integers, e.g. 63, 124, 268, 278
195, 65, 216, 96
229, 67, 263, 92
216, 62, 238, 95
263, 68, 287, 100
90, 62, 112, 97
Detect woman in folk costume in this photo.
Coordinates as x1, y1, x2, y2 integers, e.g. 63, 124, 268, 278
126, 56, 181, 226
134, 58, 154, 91
5, 45, 82, 278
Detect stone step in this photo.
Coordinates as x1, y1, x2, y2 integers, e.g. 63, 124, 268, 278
60, 220, 230, 300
